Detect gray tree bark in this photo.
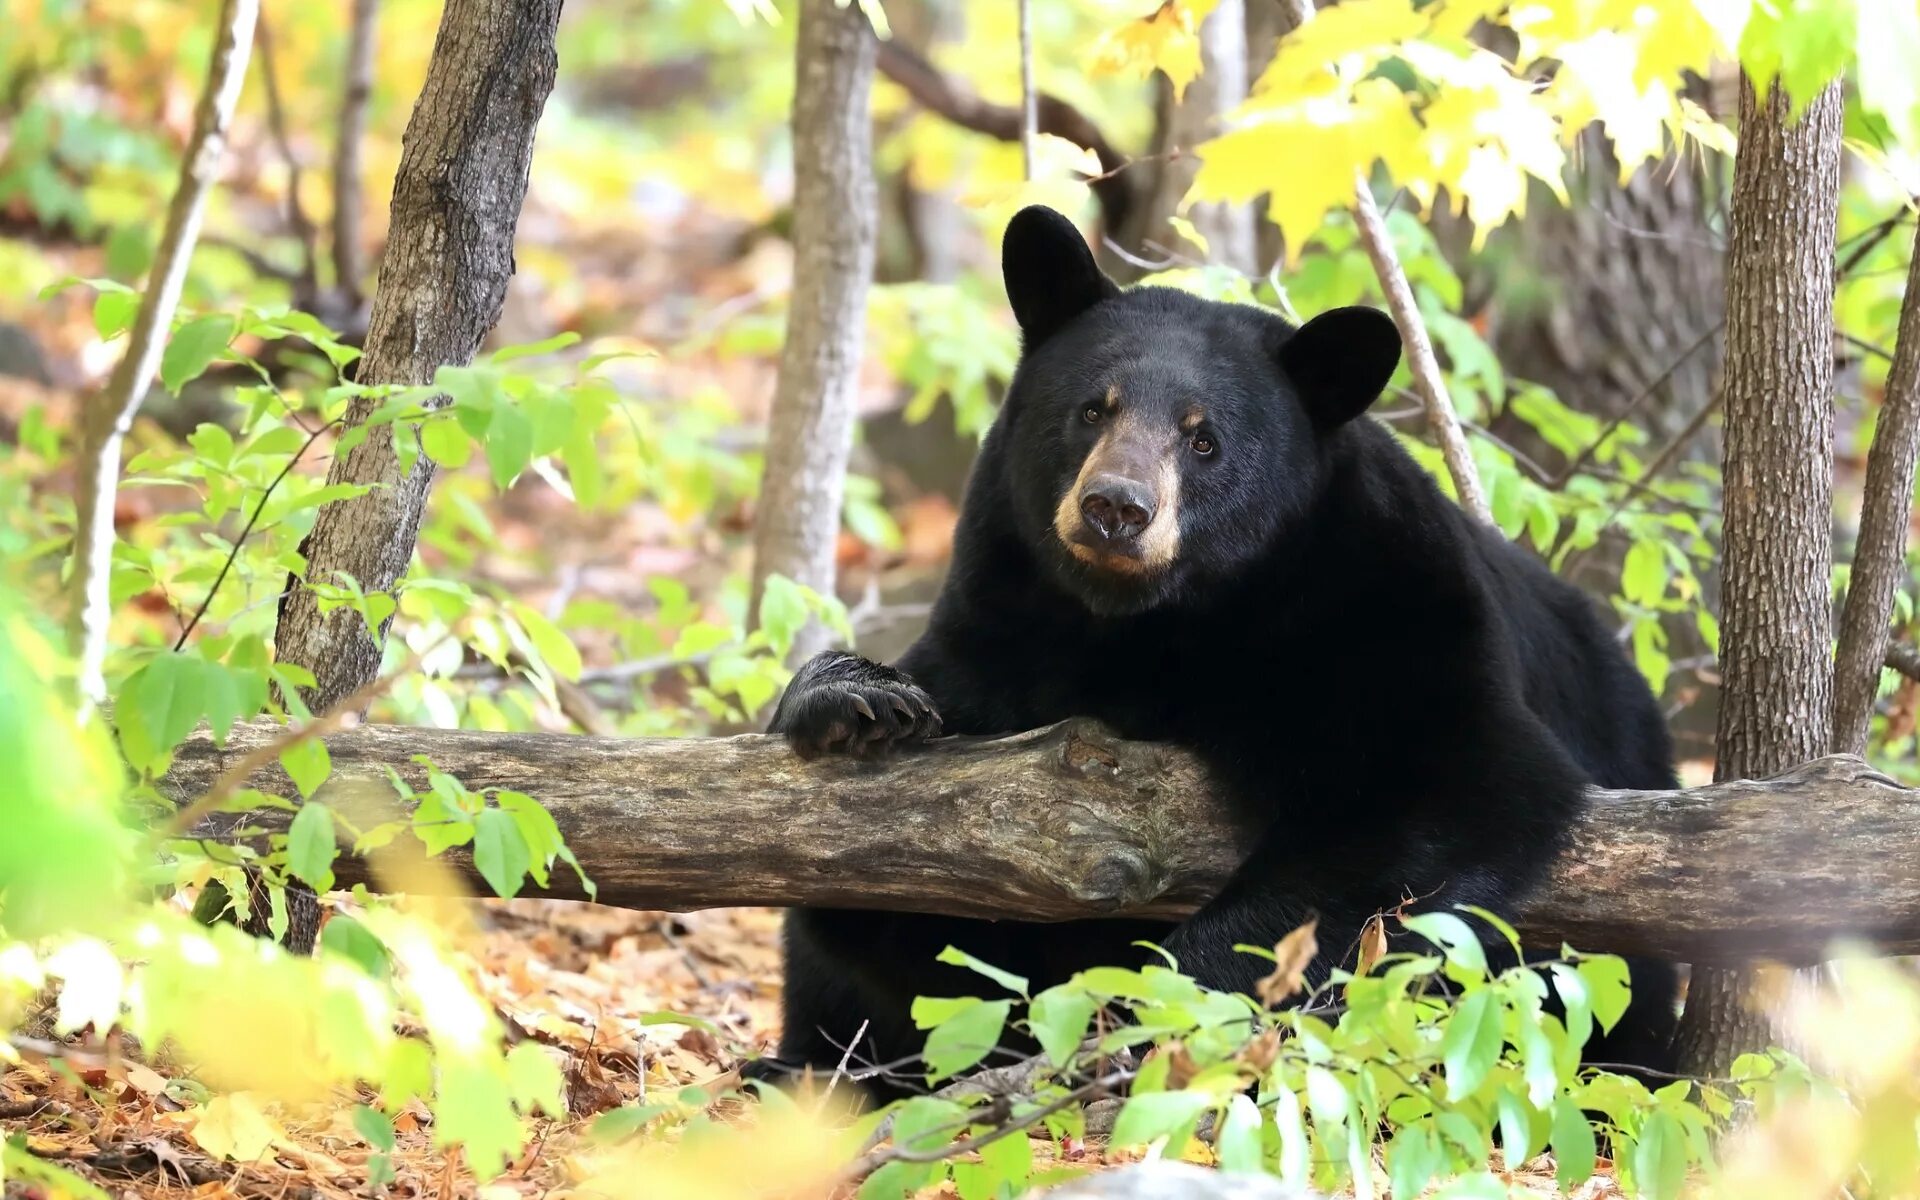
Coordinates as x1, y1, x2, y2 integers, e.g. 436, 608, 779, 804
1674, 75, 1845, 1076
68, 0, 258, 707
165, 717, 1918, 964
1831, 226, 1920, 755
271, 0, 563, 713
747, 0, 878, 664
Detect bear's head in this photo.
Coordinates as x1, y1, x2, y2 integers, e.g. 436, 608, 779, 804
996, 205, 1404, 616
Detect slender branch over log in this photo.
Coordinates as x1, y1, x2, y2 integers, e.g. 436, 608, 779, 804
1832, 222, 1920, 754
271, 0, 563, 713
1270, 0, 1491, 521
68, 0, 259, 706
164, 717, 1917, 966
332, 0, 377, 308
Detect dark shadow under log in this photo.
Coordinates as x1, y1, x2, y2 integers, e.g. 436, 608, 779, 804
162, 718, 1916, 965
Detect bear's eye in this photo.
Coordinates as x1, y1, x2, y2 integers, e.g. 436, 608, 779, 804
1191, 433, 1216, 456
1082, 403, 1104, 424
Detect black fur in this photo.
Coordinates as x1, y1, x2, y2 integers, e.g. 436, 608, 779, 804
755, 206, 1680, 1095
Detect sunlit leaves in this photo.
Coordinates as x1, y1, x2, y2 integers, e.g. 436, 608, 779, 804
285, 801, 338, 892
113, 651, 268, 774
1088, 0, 1221, 101
160, 314, 237, 393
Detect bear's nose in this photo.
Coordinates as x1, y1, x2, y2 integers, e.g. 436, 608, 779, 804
1080, 475, 1156, 541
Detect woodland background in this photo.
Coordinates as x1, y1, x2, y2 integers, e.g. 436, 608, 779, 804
2, 0, 1920, 1198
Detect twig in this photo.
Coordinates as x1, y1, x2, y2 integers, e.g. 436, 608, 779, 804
1350, 174, 1490, 521
67, 0, 260, 707
824, 1018, 870, 1099
174, 418, 340, 650
159, 633, 448, 841
333, 0, 377, 305
1017, 0, 1036, 181
1552, 321, 1723, 487
254, 12, 319, 291
839, 1070, 1133, 1183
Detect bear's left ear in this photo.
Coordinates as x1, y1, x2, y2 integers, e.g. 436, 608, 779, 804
1278, 306, 1403, 429
1003, 205, 1121, 349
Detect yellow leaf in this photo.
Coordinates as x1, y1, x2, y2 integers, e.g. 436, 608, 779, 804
191, 1092, 287, 1164
1089, 0, 1222, 101
1255, 0, 1426, 98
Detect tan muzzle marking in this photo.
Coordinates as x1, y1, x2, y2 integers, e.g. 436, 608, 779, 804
1052, 407, 1182, 575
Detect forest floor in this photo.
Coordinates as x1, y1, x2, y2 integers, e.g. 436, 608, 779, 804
1, 897, 1633, 1200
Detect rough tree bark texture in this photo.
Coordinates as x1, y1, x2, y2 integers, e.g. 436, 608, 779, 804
272, 0, 563, 713
68, 0, 258, 706
331, 0, 378, 309
1675, 76, 1845, 1076
165, 718, 1918, 964
1831, 226, 1920, 755
747, 0, 878, 664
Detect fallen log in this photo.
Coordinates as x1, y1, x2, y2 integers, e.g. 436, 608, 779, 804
163, 717, 1917, 965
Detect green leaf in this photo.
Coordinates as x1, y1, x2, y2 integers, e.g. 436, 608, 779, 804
1388, 1122, 1441, 1200
473, 806, 533, 899
1440, 989, 1502, 1100
1496, 1086, 1539, 1164
94, 290, 138, 339
910, 995, 980, 1030
1577, 955, 1633, 1033
280, 737, 331, 800
1028, 984, 1097, 1066
922, 997, 1011, 1084
489, 331, 581, 363
1632, 1111, 1688, 1200
1550, 962, 1594, 1051
321, 914, 390, 980
506, 1042, 565, 1116
352, 1104, 396, 1152
420, 417, 473, 468
160, 315, 236, 393
1400, 912, 1489, 979
1215, 1093, 1264, 1175
936, 945, 1029, 997
508, 602, 583, 682
114, 653, 207, 772
1550, 1096, 1597, 1190
1272, 1082, 1309, 1187
494, 790, 565, 887
286, 802, 337, 892
953, 1122, 1032, 1200
484, 400, 534, 489
1622, 539, 1666, 605
1109, 1089, 1212, 1150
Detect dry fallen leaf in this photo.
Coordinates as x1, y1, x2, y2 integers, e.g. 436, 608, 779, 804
1256, 919, 1319, 1007
1353, 914, 1390, 982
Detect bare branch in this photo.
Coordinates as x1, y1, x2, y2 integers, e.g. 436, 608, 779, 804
1888, 644, 1920, 682
873, 38, 1135, 234
1833, 223, 1920, 754
67, 0, 259, 706
1017, 0, 1036, 180
254, 13, 320, 291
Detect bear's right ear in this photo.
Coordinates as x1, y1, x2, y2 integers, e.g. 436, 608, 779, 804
1002, 206, 1120, 349
1278, 306, 1403, 429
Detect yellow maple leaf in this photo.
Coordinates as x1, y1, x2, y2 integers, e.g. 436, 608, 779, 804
191, 1092, 287, 1164
1089, 0, 1222, 102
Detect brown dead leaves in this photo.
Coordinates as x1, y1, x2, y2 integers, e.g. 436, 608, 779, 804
1254, 919, 1319, 1007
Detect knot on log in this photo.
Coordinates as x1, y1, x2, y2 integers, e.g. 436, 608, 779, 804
1062, 844, 1162, 911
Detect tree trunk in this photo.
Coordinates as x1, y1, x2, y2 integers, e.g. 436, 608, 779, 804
270, 0, 563, 713
1831, 226, 1920, 755
68, 0, 258, 706
162, 717, 1917, 963
1673, 75, 1845, 1076
747, 0, 878, 664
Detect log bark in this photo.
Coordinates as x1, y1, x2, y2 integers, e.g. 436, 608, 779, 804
1676, 74, 1846, 1075
68, 0, 258, 706
163, 717, 1917, 966
747, 0, 878, 663
271, 0, 563, 713
1831, 223, 1920, 755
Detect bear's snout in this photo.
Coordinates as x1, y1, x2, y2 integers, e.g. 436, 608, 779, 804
1079, 474, 1157, 542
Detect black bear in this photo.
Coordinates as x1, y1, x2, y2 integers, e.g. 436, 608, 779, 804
753, 205, 1679, 1095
